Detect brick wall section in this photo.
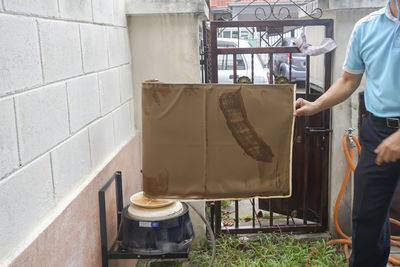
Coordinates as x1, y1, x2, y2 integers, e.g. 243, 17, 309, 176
0, 0, 135, 261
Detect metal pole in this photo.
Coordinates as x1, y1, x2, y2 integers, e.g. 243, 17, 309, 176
115, 171, 123, 230
99, 190, 108, 267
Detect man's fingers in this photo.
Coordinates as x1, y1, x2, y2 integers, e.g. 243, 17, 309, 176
294, 99, 303, 116
375, 146, 391, 165
377, 149, 400, 163
295, 98, 310, 117
375, 144, 383, 165
294, 107, 306, 117
376, 152, 383, 165
295, 98, 305, 109
382, 150, 391, 163
294, 98, 317, 117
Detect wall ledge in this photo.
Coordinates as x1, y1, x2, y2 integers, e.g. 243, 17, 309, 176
328, 0, 386, 10
126, 0, 209, 19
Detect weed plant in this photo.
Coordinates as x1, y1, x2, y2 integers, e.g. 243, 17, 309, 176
189, 234, 346, 267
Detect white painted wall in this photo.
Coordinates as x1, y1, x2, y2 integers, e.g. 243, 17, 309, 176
128, 13, 205, 130
0, 0, 135, 263
307, 6, 383, 236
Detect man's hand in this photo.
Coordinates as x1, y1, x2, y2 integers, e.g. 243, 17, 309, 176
375, 130, 400, 165
294, 98, 320, 117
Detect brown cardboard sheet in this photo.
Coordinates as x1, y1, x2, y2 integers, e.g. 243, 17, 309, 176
142, 83, 295, 200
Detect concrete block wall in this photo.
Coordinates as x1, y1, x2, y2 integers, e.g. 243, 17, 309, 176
0, 0, 136, 263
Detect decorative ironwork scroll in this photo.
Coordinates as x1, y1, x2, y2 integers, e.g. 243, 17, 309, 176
220, 0, 323, 21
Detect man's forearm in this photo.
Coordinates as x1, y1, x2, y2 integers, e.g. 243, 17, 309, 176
313, 74, 361, 113
295, 72, 363, 117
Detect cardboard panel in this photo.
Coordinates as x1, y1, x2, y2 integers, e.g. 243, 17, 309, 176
142, 83, 295, 200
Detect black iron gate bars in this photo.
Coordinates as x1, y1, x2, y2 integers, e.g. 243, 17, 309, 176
208, 17, 333, 235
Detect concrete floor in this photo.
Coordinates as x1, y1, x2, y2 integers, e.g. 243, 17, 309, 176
221, 199, 317, 229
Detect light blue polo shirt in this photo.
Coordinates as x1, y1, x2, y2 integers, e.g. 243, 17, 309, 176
344, 5, 400, 117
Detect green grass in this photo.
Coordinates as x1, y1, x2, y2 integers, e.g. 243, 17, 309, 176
188, 234, 346, 267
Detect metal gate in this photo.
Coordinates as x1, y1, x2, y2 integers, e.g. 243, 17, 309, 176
206, 2, 333, 235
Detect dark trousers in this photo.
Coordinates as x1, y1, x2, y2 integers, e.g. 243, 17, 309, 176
349, 115, 400, 267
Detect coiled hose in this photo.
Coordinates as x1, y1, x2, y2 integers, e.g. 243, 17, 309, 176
308, 132, 400, 265
187, 202, 216, 267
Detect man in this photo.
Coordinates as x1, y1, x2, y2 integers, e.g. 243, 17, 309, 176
295, 0, 400, 266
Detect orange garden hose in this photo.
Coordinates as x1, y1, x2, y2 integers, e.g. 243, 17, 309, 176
309, 132, 400, 266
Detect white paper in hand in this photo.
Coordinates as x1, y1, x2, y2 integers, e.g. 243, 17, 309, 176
295, 28, 337, 56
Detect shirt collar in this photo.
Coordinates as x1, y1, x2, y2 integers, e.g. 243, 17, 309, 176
386, 3, 398, 22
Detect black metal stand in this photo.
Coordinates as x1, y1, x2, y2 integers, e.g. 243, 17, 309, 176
98, 171, 189, 267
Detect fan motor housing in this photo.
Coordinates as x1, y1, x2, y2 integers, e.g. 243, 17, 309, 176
118, 202, 194, 255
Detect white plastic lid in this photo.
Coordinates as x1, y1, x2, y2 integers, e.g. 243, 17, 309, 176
127, 201, 184, 220
130, 191, 173, 208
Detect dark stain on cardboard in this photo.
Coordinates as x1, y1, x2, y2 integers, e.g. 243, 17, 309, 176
150, 86, 172, 106
219, 89, 274, 163
143, 170, 169, 196
151, 90, 161, 105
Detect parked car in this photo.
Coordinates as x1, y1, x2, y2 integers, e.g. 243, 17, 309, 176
217, 38, 270, 84
273, 37, 306, 84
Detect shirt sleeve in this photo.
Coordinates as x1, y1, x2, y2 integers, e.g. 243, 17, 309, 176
343, 25, 365, 74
